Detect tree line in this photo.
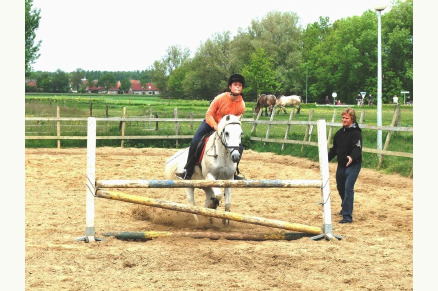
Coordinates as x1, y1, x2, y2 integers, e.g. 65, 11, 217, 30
26, 0, 412, 104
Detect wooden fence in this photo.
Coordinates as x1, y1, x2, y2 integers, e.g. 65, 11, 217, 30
25, 105, 413, 169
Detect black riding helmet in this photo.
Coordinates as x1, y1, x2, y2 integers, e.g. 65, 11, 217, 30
228, 74, 245, 88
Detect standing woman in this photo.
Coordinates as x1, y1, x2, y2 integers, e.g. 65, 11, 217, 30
328, 108, 362, 223
176, 74, 246, 180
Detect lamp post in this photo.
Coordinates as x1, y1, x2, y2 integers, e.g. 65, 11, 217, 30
375, 1, 388, 157
305, 66, 308, 104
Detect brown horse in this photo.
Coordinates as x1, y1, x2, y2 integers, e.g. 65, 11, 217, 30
255, 94, 277, 116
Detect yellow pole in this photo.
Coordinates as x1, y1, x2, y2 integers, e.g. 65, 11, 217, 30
96, 190, 322, 235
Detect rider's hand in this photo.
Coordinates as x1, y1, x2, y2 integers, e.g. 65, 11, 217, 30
346, 156, 352, 167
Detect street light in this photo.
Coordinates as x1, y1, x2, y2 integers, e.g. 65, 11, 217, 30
375, 1, 388, 157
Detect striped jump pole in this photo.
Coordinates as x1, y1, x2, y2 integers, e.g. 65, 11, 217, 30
96, 179, 322, 189
102, 231, 311, 241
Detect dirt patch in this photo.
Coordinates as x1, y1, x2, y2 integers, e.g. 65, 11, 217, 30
25, 147, 413, 290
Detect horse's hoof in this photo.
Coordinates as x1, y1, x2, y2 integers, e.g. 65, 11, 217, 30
208, 198, 219, 209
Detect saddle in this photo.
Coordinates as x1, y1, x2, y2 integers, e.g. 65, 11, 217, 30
194, 131, 214, 165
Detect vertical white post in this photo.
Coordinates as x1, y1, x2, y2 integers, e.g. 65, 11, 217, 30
76, 117, 97, 242
312, 119, 342, 240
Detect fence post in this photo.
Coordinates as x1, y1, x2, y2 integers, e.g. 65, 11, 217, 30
301, 109, 314, 152
359, 110, 365, 125
264, 108, 276, 146
281, 108, 295, 150
174, 108, 179, 147
57, 106, 61, 149
155, 113, 159, 131
149, 105, 153, 130
189, 112, 194, 131
377, 106, 401, 169
89, 100, 93, 116
121, 107, 126, 148
251, 109, 262, 134
327, 109, 337, 146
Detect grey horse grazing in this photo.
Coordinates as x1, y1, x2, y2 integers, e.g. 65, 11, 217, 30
276, 95, 301, 114
165, 114, 243, 224
255, 94, 277, 116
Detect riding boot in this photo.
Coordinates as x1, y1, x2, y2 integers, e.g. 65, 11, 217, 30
175, 143, 197, 180
234, 144, 246, 180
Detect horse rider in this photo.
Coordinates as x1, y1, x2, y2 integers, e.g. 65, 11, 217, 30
176, 74, 246, 180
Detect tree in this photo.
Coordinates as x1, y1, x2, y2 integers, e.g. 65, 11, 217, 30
241, 48, 279, 100
167, 63, 190, 99
25, 0, 41, 77
70, 68, 86, 92
149, 45, 191, 95
51, 70, 70, 93
120, 78, 132, 94
180, 32, 233, 99
232, 12, 304, 95
98, 73, 116, 92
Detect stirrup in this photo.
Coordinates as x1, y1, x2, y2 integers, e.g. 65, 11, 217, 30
175, 170, 192, 180
234, 173, 246, 180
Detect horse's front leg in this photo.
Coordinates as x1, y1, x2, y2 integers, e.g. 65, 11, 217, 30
185, 187, 198, 222
222, 187, 232, 225
205, 173, 222, 202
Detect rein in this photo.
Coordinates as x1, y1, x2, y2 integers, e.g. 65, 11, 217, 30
205, 120, 241, 158
218, 121, 241, 153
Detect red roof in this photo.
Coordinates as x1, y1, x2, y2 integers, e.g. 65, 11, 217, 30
26, 80, 37, 87
130, 80, 143, 91
145, 83, 158, 91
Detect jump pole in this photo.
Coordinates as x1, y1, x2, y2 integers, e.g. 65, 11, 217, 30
102, 231, 311, 241
95, 189, 322, 235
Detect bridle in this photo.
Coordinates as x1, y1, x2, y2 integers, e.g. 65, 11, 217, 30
217, 121, 241, 155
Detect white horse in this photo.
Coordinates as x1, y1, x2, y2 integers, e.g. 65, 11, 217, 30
276, 95, 301, 114
165, 114, 243, 222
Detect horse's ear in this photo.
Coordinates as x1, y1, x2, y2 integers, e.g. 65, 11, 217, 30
226, 115, 230, 121
238, 115, 242, 121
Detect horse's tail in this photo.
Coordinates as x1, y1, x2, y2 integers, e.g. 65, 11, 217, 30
164, 148, 189, 179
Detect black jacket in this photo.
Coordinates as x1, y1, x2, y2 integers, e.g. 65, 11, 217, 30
328, 122, 362, 167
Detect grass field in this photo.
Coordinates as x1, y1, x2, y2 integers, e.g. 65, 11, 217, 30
25, 94, 413, 176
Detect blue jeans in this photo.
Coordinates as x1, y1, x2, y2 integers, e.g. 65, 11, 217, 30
336, 163, 361, 221
184, 120, 214, 175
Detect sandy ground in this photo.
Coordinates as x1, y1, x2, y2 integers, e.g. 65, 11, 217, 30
25, 147, 413, 290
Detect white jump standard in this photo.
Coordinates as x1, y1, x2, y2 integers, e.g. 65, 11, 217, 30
77, 117, 341, 242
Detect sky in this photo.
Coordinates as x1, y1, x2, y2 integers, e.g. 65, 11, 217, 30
32, 0, 394, 72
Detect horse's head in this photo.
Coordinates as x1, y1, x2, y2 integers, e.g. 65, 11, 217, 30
217, 115, 243, 163
255, 94, 266, 113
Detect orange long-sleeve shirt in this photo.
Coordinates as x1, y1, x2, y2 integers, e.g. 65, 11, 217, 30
205, 92, 246, 130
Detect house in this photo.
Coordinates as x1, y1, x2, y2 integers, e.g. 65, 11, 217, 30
25, 79, 39, 92
128, 80, 160, 95
145, 83, 159, 95
128, 80, 144, 95
85, 80, 105, 94
25, 80, 37, 87
108, 81, 121, 94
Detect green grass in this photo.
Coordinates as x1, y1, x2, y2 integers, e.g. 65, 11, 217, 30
25, 94, 413, 177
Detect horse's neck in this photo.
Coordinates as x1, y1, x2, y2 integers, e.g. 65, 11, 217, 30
205, 131, 229, 159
